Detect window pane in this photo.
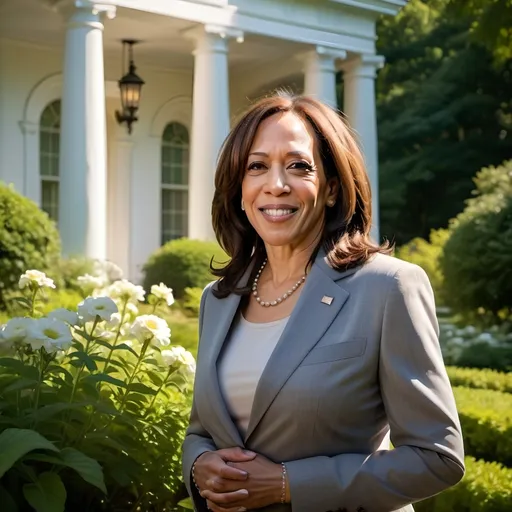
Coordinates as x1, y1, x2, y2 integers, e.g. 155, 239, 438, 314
161, 189, 188, 245
40, 101, 61, 210
41, 180, 59, 222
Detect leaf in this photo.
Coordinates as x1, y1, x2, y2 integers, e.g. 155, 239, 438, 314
83, 373, 126, 389
46, 365, 73, 382
178, 498, 195, 510
25, 449, 107, 494
3, 378, 39, 393
0, 358, 39, 380
147, 371, 163, 387
124, 392, 149, 405
0, 483, 18, 512
26, 403, 85, 422
127, 382, 157, 395
93, 339, 114, 351
0, 429, 58, 478
69, 351, 97, 372
23, 471, 66, 512
114, 343, 139, 358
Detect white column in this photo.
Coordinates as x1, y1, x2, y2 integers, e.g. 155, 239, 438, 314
340, 54, 385, 242
18, 121, 40, 204
187, 25, 242, 240
58, 1, 115, 258
303, 46, 346, 109
107, 138, 133, 277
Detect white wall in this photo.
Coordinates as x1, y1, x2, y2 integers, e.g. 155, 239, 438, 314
0, 38, 194, 283
0, 39, 62, 195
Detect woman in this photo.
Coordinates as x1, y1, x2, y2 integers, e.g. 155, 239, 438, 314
181, 93, 464, 512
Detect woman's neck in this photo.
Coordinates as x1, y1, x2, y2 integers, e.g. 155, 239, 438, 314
263, 237, 320, 287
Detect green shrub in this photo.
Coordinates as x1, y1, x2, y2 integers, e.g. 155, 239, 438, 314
143, 238, 226, 299
454, 386, 512, 467
182, 287, 203, 317
440, 161, 512, 320
395, 229, 449, 303
447, 366, 512, 394
0, 270, 195, 511
415, 456, 512, 512
0, 184, 61, 309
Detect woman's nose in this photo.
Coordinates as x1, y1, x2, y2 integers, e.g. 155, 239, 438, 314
265, 166, 289, 195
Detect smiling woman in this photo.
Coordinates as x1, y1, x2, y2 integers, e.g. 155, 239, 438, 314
182, 92, 465, 512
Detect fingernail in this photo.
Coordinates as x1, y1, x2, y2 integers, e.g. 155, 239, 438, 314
243, 450, 255, 455
240, 489, 249, 496
238, 508, 247, 511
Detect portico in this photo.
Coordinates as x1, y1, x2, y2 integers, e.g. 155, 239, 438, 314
0, 0, 406, 280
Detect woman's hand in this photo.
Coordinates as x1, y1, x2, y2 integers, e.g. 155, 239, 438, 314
193, 447, 256, 509
200, 454, 287, 511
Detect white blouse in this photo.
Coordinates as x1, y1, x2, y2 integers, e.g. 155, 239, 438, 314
218, 314, 290, 436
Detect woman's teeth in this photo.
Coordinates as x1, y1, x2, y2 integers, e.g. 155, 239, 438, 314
262, 209, 295, 217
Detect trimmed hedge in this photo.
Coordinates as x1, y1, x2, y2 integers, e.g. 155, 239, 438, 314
447, 366, 512, 394
0, 184, 61, 308
454, 386, 512, 467
142, 238, 227, 299
415, 456, 512, 512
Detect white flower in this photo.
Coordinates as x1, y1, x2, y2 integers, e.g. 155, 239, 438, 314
1, 317, 34, 342
129, 315, 170, 346
26, 318, 73, 353
106, 280, 145, 303
78, 296, 118, 323
106, 312, 122, 329
77, 274, 106, 290
151, 283, 175, 306
48, 308, 79, 326
93, 260, 124, 283
19, 270, 55, 290
477, 332, 493, 343
161, 346, 196, 377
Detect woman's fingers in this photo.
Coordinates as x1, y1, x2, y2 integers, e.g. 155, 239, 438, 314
201, 488, 248, 507
206, 500, 247, 512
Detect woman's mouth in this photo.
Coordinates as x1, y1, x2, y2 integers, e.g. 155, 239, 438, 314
258, 207, 298, 222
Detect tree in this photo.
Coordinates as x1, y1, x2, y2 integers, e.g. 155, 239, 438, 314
376, 0, 512, 244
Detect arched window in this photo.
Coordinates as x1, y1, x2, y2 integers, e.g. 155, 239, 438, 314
40, 100, 61, 222
161, 122, 189, 244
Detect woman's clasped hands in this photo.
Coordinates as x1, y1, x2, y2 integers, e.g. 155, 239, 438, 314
193, 447, 289, 511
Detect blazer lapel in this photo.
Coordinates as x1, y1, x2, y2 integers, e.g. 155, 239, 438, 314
201, 265, 254, 447
244, 256, 351, 442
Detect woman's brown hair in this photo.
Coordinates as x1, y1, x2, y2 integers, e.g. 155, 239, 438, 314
211, 92, 391, 298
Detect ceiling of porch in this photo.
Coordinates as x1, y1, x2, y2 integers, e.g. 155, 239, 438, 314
0, 0, 306, 72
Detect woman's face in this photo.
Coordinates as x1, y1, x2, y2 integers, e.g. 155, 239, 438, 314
241, 112, 338, 250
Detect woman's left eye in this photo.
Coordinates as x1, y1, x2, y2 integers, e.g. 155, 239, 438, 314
289, 161, 315, 172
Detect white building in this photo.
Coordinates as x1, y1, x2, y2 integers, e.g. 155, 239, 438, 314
0, 0, 405, 281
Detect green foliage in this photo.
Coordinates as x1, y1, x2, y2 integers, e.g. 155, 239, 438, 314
446, 366, 512, 394
415, 456, 512, 512
440, 161, 512, 319
447, 0, 512, 64
376, 0, 512, 244
0, 274, 195, 511
53, 257, 95, 291
454, 386, 512, 466
394, 229, 449, 302
143, 238, 226, 299
181, 287, 203, 318
0, 184, 61, 309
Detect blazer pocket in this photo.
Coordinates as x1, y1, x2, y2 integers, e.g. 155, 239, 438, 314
301, 337, 367, 366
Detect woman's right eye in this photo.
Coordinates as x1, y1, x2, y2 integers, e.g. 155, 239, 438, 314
247, 162, 266, 171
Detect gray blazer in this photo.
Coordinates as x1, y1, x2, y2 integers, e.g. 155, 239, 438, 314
182, 252, 465, 512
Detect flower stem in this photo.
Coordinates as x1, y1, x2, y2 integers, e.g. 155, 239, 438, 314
118, 336, 152, 413
145, 366, 173, 414
103, 301, 128, 372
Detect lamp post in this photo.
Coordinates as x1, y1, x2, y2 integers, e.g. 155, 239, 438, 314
115, 39, 145, 134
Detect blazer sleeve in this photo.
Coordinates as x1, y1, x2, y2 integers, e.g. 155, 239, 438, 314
181, 283, 217, 512
285, 264, 465, 512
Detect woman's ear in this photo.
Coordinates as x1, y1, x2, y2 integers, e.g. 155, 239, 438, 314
326, 177, 339, 206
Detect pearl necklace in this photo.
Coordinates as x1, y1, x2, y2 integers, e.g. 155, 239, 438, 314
252, 259, 307, 307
